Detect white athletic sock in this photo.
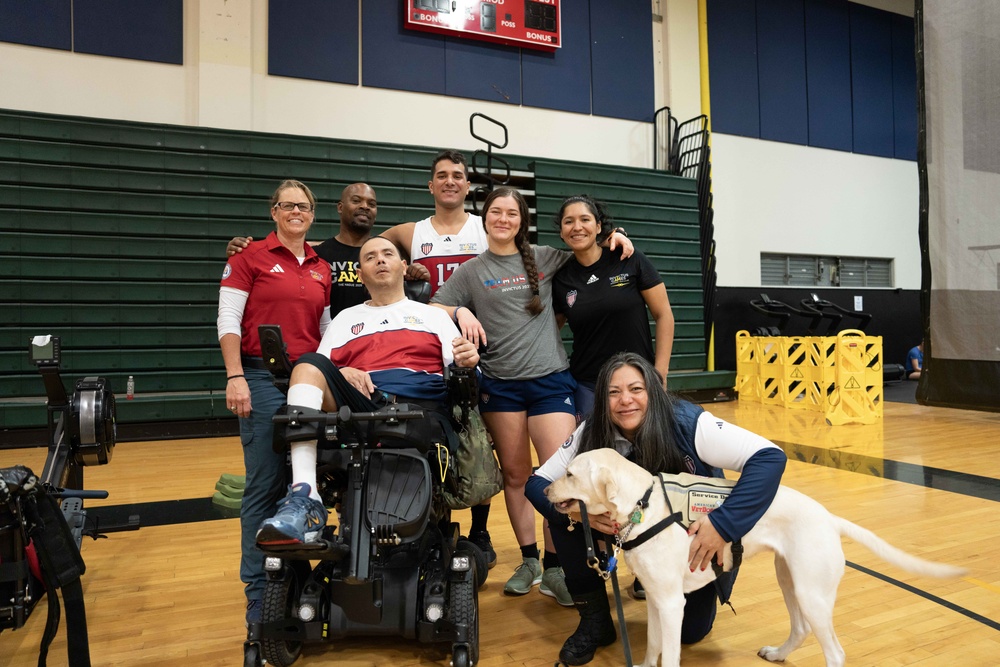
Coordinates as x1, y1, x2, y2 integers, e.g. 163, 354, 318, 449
286, 383, 324, 502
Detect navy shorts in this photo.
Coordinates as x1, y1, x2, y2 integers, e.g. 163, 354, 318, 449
479, 369, 576, 417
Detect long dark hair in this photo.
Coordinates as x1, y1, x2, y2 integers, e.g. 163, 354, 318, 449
553, 194, 614, 244
482, 187, 542, 315
577, 352, 686, 474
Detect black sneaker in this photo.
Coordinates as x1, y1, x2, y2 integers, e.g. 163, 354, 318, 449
631, 578, 646, 600
469, 530, 497, 569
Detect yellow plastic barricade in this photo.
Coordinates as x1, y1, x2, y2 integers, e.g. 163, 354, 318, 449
735, 329, 882, 425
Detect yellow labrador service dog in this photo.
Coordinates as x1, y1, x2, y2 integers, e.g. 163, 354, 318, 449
545, 448, 966, 667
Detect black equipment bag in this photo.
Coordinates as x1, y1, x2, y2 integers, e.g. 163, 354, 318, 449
0, 465, 91, 667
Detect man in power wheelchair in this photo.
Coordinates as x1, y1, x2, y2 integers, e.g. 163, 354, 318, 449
244, 237, 487, 667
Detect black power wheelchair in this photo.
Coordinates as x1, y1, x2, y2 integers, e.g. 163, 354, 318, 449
243, 325, 487, 667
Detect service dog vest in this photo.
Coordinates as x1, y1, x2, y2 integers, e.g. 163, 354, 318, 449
657, 472, 735, 526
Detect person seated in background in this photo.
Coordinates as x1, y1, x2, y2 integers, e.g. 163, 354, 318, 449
255, 237, 480, 545
906, 341, 924, 380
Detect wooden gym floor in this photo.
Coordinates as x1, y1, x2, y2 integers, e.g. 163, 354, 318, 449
2, 396, 999, 666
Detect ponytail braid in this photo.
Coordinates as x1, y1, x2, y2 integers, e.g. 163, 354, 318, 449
519, 241, 543, 315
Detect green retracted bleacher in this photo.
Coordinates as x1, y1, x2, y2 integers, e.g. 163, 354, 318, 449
1, 108, 732, 440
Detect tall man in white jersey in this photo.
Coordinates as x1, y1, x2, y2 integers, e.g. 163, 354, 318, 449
377, 149, 495, 565
379, 150, 489, 295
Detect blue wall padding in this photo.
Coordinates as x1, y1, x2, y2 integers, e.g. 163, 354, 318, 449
362, 0, 446, 95
804, 0, 853, 151
73, 0, 182, 65
269, 0, 359, 85
445, 37, 521, 105
0, 0, 71, 51
363, 4, 523, 106
589, 0, 655, 122
522, 0, 592, 115
849, 3, 894, 158
707, 0, 761, 138
891, 14, 917, 160
709, 0, 915, 160
757, 0, 808, 145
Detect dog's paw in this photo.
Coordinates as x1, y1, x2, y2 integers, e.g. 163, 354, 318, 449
757, 646, 787, 662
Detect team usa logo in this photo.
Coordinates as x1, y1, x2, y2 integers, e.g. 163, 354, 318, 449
560, 433, 575, 449
566, 290, 577, 307
222, 264, 232, 279
421, 242, 433, 255
351, 323, 364, 335
310, 270, 324, 282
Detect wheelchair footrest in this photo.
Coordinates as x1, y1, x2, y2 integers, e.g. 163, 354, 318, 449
260, 538, 350, 562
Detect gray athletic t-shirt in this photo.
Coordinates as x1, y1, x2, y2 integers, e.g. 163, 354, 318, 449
432, 245, 572, 380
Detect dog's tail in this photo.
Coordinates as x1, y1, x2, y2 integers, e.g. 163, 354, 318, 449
833, 517, 967, 578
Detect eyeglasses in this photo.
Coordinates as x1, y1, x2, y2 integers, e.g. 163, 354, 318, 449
273, 202, 314, 213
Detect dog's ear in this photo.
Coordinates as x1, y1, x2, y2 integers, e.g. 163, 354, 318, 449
596, 467, 622, 516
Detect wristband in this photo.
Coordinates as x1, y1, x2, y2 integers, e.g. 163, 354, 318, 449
452, 306, 464, 323
227, 374, 245, 381
613, 227, 628, 237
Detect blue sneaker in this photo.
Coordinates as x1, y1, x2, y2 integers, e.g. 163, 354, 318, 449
256, 483, 328, 545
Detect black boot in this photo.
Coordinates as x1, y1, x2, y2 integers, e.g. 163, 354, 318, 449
558, 589, 617, 665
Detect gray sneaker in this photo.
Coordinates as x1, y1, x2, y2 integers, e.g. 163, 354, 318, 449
503, 557, 542, 595
539, 566, 573, 606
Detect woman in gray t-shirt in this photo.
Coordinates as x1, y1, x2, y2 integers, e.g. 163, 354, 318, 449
432, 187, 631, 604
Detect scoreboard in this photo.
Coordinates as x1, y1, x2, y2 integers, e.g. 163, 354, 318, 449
405, 0, 561, 52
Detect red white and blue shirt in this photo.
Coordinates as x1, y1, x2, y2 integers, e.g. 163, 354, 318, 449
317, 298, 461, 402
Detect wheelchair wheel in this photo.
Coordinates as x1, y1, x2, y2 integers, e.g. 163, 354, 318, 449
260, 563, 308, 667
452, 645, 470, 667
449, 577, 479, 666
456, 538, 488, 588
243, 642, 262, 667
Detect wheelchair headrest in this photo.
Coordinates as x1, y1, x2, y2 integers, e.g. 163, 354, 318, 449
403, 279, 432, 304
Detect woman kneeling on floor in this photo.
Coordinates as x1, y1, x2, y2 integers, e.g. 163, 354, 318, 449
524, 352, 787, 665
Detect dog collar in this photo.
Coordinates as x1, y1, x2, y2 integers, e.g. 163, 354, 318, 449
617, 482, 655, 543
620, 479, 684, 551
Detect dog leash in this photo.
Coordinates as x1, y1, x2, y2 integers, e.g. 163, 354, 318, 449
563, 501, 636, 667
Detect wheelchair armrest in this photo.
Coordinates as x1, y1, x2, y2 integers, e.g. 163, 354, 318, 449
258, 324, 294, 393
445, 366, 479, 421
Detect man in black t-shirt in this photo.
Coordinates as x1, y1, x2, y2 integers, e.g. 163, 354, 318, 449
313, 183, 379, 314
